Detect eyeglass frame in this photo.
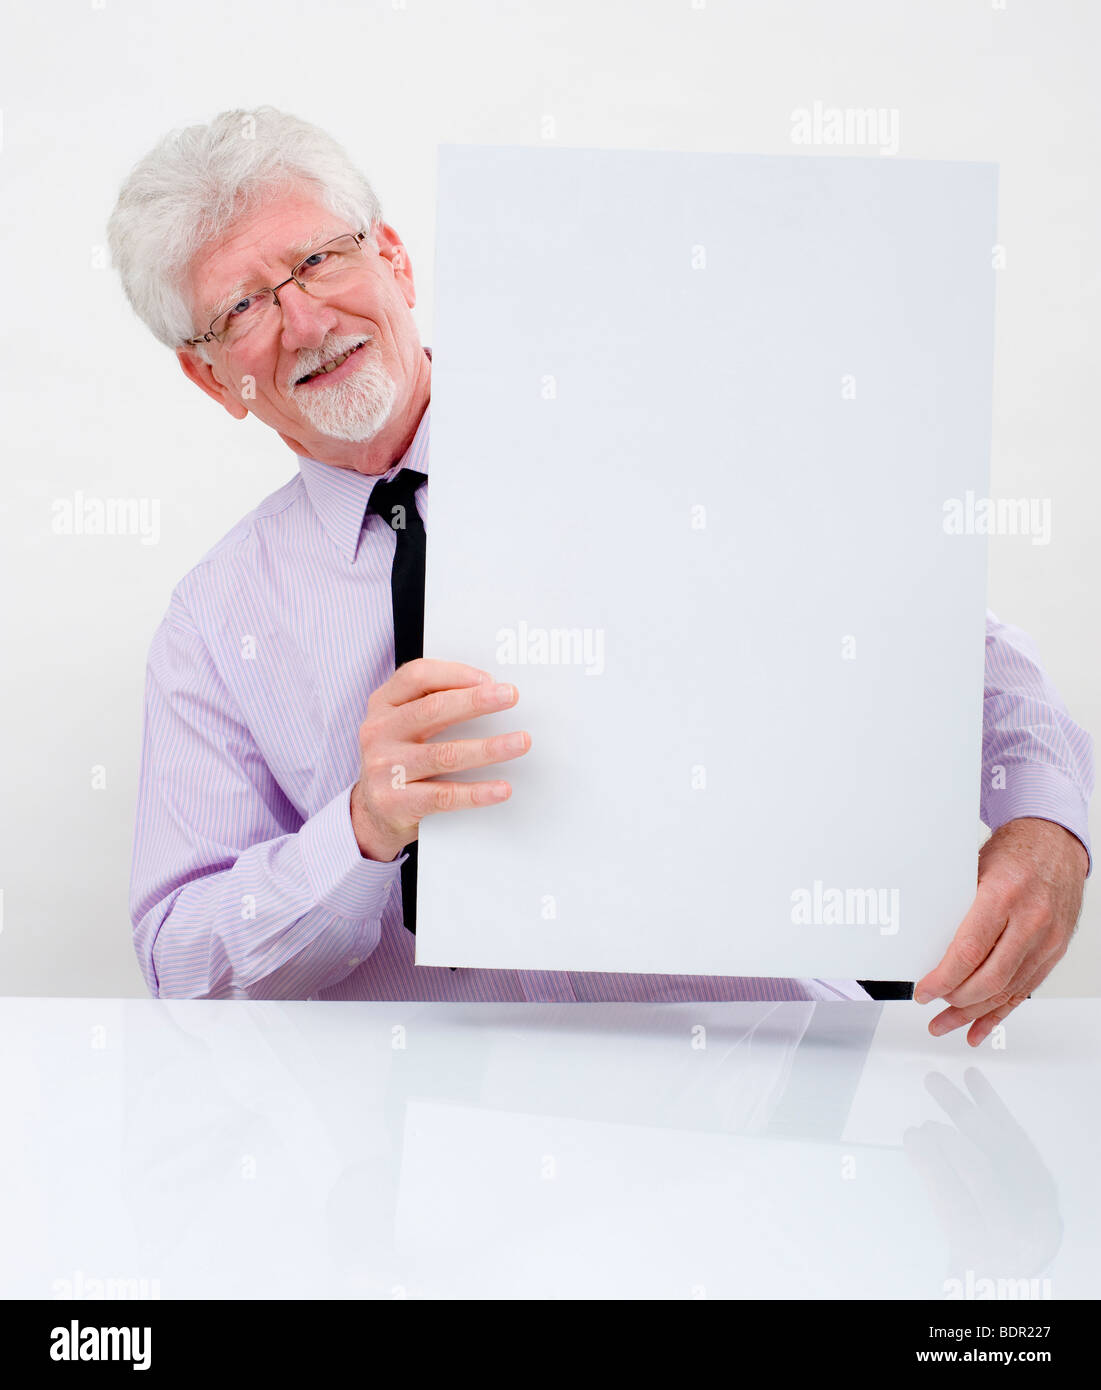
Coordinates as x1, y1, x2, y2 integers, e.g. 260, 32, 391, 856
185, 229, 371, 347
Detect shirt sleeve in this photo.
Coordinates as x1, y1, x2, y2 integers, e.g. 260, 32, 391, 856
981, 609, 1094, 876
129, 600, 405, 999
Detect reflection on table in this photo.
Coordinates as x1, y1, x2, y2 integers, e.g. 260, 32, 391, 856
1, 997, 1095, 1299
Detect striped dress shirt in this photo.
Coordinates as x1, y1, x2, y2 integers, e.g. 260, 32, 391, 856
130, 390, 1094, 1002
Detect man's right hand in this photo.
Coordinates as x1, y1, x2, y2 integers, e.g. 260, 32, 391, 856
350, 659, 531, 862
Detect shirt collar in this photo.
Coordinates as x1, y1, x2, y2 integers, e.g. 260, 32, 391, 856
296, 351, 431, 564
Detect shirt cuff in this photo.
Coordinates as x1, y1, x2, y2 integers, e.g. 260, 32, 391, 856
983, 765, 1093, 878
298, 782, 406, 918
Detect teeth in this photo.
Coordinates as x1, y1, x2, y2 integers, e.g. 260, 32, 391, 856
300, 340, 366, 385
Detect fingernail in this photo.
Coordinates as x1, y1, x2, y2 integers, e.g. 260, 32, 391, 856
493, 683, 516, 702
504, 731, 528, 753
491, 781, 510, 799
477, 671, 494, 684
914, 990, 935, 1004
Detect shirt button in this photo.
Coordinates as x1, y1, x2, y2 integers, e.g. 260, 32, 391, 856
348, 956, 361, 968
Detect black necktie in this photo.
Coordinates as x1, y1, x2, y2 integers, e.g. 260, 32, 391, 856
366, 468, 428, 935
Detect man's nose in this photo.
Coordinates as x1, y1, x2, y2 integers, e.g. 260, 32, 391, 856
277, 280, 338, 349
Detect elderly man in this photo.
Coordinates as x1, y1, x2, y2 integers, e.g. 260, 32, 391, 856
110, 107, 1093, 1040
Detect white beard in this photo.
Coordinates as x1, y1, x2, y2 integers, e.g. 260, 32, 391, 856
286, 336, 397, 443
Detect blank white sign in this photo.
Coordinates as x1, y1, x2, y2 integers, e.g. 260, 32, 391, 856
418, 144, 995, 980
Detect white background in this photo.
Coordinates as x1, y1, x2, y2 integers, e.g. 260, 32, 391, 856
0, 0, 1096, 996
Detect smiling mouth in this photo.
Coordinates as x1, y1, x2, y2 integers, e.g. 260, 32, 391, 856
295, 338, 369, 386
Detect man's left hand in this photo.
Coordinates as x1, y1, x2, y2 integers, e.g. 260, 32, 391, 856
914, 817, 1089, 1047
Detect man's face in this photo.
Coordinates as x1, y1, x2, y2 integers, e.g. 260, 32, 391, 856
179, 186, 424, 463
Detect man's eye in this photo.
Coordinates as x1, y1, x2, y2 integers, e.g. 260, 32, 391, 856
228, 296, 256, 318
299, 252, 328, 273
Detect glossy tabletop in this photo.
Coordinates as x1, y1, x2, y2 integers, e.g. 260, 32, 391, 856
2, 996, 1098, 1299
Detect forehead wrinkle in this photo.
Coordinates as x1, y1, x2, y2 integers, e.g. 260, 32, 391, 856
205, 223, 348, 321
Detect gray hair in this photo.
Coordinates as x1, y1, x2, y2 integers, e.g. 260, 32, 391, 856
107, 106, 383, 352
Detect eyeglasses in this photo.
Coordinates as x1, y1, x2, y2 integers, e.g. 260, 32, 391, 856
186, 230, 370, 347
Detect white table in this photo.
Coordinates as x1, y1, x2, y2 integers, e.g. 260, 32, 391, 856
1, 997, 1096, 1299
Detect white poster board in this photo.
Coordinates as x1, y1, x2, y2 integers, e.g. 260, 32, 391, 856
418, 145, 995, 980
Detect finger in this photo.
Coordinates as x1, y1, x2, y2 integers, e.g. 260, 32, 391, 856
928, 987, 1025, 1037
395, 680, 518, 741
965, 992, 1033, 1048
962, 954, 1056, 1048
927, 967, 1037, 1038
933, 935, 1064, 1040
937, 915, 1039, 1009
913, 882, 1010, 1004
380, 658, 493, 708
402, 730, 531, 782
405, 778, 513, 819
941, 949, 1043, 1023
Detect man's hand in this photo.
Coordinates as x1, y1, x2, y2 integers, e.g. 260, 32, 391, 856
914, 817, 1089, 1047
350, 658, 530, 862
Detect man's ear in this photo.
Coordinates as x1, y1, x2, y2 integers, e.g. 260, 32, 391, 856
374, 223, 416, 309
176, 347, 249, 420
